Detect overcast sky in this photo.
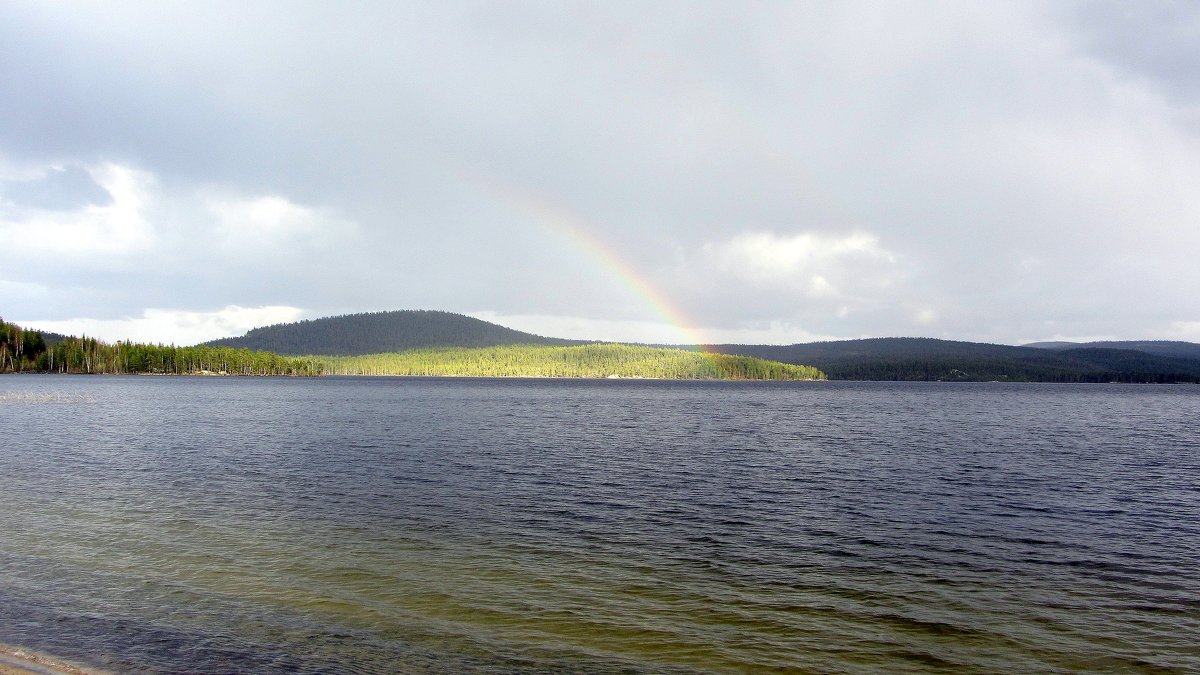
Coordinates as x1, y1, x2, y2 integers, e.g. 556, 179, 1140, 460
3, 1, 1200, 346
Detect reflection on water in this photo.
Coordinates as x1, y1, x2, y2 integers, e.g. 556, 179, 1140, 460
1, 376, 1198, 673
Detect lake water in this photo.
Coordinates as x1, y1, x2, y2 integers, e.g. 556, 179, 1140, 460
1, 376, 1197, 673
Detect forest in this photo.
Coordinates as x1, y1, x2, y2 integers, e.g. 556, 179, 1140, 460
1, 318, 321, 376
711, 337, 1200, 383
317, 343, 826, 380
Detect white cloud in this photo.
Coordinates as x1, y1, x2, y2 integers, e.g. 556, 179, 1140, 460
0, 156, 368, 322
0, 160, 358, 273
468, 311, 837, 346
0, 278, 50, 297
1166, 321, 1200, 342
914, 308, 939, 325
0, 162, 154, 258
0, 159, 58, 182
24, 305, 306, 345
1017, 333, 1119, 345
699, 231, 897, 294
205, 191, 354, 256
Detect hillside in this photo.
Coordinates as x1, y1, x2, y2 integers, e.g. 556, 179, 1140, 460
710, 337, 1200, 382
204, 310, 579, 355
1025, 340, 1200, 360
317, 344, 825, 380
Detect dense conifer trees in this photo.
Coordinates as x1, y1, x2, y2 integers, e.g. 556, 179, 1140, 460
712, 338, 1200, 382
1, 318, 319, 375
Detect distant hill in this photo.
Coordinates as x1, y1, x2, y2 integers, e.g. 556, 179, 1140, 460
31, 330, 69, 347
710, 337, 1200, 383
1025, 340, 1200, 360
203, 310, 580, 355
203, 312, 1200, 382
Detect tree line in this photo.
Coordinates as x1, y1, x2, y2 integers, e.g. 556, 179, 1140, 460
1, 317, 320, 376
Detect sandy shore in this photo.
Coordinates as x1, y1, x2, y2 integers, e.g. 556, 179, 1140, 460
0, 646, 99, 675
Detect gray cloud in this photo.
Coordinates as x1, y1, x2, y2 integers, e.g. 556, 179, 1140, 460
2, 1, 1199, 344
1058, 0, 1200, 102
0, 165, 111, 211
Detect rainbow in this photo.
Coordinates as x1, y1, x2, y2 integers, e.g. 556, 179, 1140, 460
460, 169, 713, 350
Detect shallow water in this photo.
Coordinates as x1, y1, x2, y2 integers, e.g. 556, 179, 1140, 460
1, 376, 1197, 673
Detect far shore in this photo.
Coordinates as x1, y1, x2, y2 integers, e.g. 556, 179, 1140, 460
0, 371, 823, 382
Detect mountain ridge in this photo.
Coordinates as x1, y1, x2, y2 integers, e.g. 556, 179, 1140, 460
1024, 340, 1200, 360
201, 312, 1200, 382
709, 338, 1200, 382
203, 310, 581, 355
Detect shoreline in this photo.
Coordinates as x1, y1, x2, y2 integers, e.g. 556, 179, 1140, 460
0, 645, 100, 675
0, 371, 824, 382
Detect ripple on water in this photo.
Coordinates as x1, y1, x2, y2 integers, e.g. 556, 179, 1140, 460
0, 378, 1197, 672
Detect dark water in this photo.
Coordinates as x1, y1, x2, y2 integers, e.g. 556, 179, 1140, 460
1, 376, 1197, 673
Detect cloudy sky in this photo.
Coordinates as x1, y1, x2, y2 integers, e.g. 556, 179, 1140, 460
3, 1, 1200, 346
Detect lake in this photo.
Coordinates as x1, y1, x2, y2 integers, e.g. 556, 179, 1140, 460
1, 376, 1197, 673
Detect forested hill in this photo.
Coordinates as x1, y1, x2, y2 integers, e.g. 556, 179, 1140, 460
709, 337, 1200, 383
1024, 340, 1200, 360
203, 310, 580, 355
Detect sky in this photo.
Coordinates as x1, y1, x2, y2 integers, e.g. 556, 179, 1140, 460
3, 1, 1200, 346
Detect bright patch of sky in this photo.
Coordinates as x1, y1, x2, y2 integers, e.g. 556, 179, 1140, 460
29, 306, 306, 345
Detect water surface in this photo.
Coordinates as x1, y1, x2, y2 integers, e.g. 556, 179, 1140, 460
1, 376, 1197, 672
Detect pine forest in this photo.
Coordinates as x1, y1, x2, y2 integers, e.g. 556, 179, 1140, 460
1, 318, 321, 376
